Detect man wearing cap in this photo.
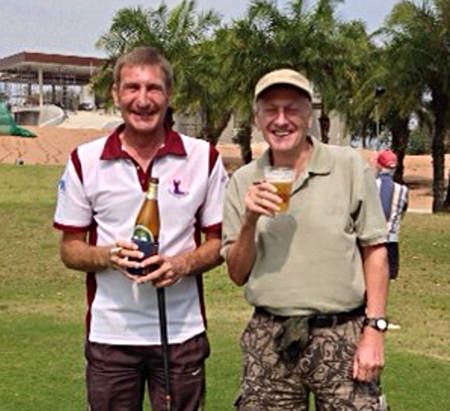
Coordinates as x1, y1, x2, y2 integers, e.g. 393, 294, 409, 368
376, 150, 409, 280
221, 68, 390, 410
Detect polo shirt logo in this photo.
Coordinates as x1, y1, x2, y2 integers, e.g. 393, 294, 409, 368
58, 178, 66, 193
169, 178, 189, 197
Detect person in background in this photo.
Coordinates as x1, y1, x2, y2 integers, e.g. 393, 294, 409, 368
376, 150, 409, 280
53, 46, 228, 410
221, 68, 390, 410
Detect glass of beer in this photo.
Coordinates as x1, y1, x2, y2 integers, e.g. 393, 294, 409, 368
264, 166, 295, 213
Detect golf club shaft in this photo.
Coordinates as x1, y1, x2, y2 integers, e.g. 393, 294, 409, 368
157, 287, 171, 411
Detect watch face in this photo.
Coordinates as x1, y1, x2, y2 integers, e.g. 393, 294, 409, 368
376, 319, 388, 330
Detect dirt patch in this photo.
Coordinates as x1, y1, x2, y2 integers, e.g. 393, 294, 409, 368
0, 126, 103, 165
1, 125, 448, 211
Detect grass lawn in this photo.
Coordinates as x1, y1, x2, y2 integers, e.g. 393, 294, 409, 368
0, 164, 449, 410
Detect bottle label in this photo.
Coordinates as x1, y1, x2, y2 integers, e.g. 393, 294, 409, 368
132, 225, 154, 243
128, 238, 159, 276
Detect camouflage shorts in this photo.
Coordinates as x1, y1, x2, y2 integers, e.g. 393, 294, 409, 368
235, 310, 385, 411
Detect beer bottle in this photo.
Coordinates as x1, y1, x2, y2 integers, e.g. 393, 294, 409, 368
128, 177, 160, 275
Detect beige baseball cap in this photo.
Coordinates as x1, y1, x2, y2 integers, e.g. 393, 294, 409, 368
254, 68, 313, 101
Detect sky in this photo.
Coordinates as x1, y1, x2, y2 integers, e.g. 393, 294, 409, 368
0, 0, 402, 58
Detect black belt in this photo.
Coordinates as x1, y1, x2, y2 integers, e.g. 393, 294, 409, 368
255, 305, 366, 328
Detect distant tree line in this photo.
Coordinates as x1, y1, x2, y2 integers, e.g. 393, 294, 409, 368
92, 0, 450, 212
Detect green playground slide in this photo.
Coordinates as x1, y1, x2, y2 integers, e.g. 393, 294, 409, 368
0, 102, 36, 137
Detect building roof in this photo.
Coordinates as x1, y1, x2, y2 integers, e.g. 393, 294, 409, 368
0, 51, 106, 86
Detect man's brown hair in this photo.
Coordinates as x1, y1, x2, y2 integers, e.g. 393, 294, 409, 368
113, 46, 173, 91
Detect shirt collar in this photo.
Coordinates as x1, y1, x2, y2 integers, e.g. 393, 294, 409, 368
100, 123, 187, 161
256, 136, 332, 175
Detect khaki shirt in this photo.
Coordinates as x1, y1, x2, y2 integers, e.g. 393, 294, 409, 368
221, 137, 387, 316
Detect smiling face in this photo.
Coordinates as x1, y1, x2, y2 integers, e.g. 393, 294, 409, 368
112, 64, 171, 140
254, 85, 313, 155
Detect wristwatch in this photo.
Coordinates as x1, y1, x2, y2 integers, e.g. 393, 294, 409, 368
363, 317, 389, 332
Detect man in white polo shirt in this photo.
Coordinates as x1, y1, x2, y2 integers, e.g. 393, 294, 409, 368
54, 46, 228, 410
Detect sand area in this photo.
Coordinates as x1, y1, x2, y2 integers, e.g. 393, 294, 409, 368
1, 112, 448, 212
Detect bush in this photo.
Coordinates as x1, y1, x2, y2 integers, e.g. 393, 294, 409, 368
406, 129, 431, 155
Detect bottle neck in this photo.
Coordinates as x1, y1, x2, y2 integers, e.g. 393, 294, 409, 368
146, 182, 158, 200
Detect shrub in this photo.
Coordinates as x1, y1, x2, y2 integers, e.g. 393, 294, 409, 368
406, 129, 431, 155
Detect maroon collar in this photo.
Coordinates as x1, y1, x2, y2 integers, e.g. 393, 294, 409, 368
100, 123, 187, 161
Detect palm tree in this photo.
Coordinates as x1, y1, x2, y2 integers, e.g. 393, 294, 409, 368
92, 5, 170, 101
297, 0, 346, 144
354, 43, 421, 183
173, 35, 231, 145
93, 0, 225, 142
217, 0, 288, 162
381, 0, 450, 212
220, 0, 348, 161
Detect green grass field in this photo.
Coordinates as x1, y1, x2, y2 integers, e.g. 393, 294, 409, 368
0, 164, 449, 410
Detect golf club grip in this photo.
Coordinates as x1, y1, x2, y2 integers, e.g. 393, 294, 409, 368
157, 288, 172, 411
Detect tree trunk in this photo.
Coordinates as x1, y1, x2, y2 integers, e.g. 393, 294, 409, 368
444, 169, 450, 211
235, 120, 253, 164
431, 129, 445, 212
361, 122, 368, 149
199, 109, 232, 146
319, 111, 330, 144
390, 116, 409, 184
443, 131, 450, 210
430, 93, 448, 212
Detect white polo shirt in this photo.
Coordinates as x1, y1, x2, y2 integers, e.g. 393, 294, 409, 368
54, 125, 228, 345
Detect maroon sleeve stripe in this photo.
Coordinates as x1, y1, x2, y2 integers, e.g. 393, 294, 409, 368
202, 223, 222, 237
85, 220, 99, 337
208, 144, 219, 176
85, 272, 97, 336
71, 148, 83, 183
53, 222, 90, 233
